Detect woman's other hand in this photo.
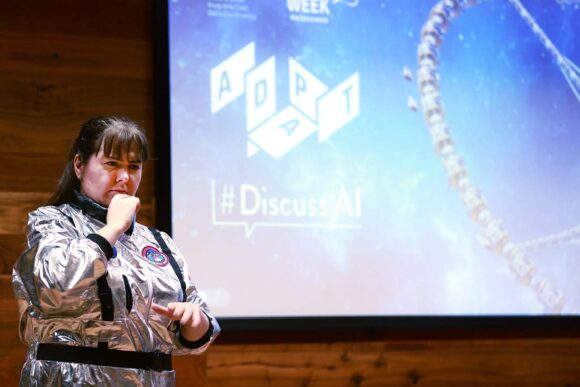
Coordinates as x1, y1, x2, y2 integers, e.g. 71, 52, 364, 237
152, 302, 210, 342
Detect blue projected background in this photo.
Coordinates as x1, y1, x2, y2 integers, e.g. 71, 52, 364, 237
168, 0, 580, 317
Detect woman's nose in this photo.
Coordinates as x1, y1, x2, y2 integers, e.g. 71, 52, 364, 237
116, 168, 129, 182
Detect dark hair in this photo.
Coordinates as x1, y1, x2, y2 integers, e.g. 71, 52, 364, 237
48, 116, 150, 205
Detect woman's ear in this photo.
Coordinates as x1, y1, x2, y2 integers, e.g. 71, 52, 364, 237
73, 154, 84, 180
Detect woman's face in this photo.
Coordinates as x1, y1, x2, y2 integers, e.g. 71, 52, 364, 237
74, 147, 143, 206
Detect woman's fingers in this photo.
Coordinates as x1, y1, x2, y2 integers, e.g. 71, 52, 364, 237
168, 302, 186, 319
151, 303, 170, 316
153, 302, 210, 342
180, 304, 195, 326
153, 302, 200, 324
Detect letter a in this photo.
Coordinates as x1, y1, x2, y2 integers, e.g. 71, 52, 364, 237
219, 71, 231, 100
210, 42, 255, 114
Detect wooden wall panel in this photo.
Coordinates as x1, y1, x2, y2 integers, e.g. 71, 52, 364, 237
0, 1, 151, 40
0, 192, 49, 234
0, 235, 25, 275
0, 31, 150, 78
207, 340, 580, 386
0, 275, 26, 385
0, 0, 157, 277
0, 1, 201, 385
0, 153, 66, 192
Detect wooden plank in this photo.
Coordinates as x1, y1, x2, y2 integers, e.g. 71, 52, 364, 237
206, 340, 580, 386
0, 351, 25, 386
0, 278, 27, 386
174, 353, 208, 387
0, 300, 20, 339
0, 73, 153, 147
0, 192, 49, 234
0, 274, 15, 301
0, 113, 154, 141
0, 235, 24, 275
0, 192, 51, 269
0, 0, 152, 40
0, 30, 152, 78
0, 115, 76, 148
137, 199, 156, 227
0, 154, 65, 192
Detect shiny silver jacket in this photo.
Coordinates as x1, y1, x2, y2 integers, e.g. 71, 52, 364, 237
12, 193, 220, 386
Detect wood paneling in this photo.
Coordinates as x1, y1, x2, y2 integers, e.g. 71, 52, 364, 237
0, 275, 30, 385
0, 30, 151, 78
207, 340, 580, 386
0, 192, 49, 234
0, 153, 66, 192
0, 235, 25, 275
0, 1, 151, 40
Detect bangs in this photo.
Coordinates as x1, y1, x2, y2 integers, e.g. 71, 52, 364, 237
99, 122, 149, 162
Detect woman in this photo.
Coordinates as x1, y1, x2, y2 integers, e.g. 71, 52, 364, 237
12, 116, 220, 386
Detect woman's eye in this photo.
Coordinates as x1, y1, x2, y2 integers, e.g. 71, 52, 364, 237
105, 161, 117, 167
129, 165, 141, 171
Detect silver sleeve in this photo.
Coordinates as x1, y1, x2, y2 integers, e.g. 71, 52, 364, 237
158, 231, 221, 355
13, 207, 107, 324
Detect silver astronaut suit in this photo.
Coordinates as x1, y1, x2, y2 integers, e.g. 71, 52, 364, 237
12, 191, 220, 386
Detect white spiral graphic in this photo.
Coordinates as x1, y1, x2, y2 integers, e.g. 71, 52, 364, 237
412, 0, 579, 313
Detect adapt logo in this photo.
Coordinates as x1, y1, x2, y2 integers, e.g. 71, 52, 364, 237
210, 42, 360, 159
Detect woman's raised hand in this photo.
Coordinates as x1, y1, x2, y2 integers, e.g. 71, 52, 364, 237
98, 194, 140, 246
107, 194, 140, 232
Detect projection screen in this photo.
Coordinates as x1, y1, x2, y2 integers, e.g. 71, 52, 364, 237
164, 0, 580, 318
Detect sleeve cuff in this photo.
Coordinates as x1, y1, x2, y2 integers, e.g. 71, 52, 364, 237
87, 233, 114, 260
177, 315, 215, 349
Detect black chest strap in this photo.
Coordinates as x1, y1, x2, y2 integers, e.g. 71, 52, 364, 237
96, 274, 114, 321
149, 227, 187, 302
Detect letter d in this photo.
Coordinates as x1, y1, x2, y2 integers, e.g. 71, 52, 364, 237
241, 184, 261, 215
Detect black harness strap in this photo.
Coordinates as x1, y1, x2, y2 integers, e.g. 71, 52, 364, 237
96, 274, 114, 321
149, 227, 187, 302
37, 343, 172, 371
95, 273, 114, 349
